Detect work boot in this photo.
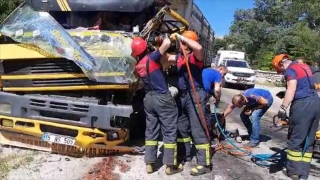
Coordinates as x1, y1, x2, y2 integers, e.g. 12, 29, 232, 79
244, 142, 259, 148
146, 163, 154, 174
190, 165, 212, 176
282, 169, 300, 180
165, 164, 183, 175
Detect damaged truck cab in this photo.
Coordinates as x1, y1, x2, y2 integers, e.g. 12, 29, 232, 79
0, 0, 196, 156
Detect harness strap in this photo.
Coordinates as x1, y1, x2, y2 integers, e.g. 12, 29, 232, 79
295, 65, 315, 157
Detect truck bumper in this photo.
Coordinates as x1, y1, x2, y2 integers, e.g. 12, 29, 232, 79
0, 91, 133, 130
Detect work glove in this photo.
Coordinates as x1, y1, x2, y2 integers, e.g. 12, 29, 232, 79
168, 85, 178, 98
170, 33, 182, 41
276, 91, 286, 99
277, 105, 287, 120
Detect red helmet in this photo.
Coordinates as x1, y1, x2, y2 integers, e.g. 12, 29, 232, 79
131, 37, 147, 56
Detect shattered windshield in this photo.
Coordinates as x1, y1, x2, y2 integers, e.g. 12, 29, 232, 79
0, 5, 137, 83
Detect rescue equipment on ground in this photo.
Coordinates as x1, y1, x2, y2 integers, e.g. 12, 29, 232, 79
271, 115, 290, 132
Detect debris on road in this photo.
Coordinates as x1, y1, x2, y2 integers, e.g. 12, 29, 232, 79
84, 157, 131, 180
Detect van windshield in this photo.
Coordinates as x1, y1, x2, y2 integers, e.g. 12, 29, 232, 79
226, 60, 248, 68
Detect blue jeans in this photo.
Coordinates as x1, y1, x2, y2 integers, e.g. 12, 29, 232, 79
240, 98, 273, 144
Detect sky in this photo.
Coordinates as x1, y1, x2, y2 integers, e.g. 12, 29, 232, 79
194, 0, 255, 37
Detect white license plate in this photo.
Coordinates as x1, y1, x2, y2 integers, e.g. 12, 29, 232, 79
41, 133, 76, 146
239, 81, 247, 84
237, 77, 246, 80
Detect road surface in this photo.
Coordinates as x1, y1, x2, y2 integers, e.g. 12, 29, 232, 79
1, 85, 319, 180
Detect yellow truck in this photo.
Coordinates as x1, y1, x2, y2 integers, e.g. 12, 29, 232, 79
0, 0, 215, 156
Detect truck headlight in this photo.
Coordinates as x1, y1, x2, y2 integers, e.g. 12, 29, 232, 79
0, 103, 11, 114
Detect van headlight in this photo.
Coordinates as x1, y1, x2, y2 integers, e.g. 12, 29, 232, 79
0, 103, 11, 114
227, 70, 233, 74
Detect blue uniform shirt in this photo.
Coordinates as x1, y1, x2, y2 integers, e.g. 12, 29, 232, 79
202, 68, 222, 94
284, 63, 315, 100
176, 52, 204, 90
135, 50, 169, 94
242, 88, 273, 107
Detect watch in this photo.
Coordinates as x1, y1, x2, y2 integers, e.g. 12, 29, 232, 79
280, 104, 286, 109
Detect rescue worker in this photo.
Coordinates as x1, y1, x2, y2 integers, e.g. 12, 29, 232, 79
131, 35, 181, 175
202, 65, 228, 144
166, 31, 212, 176
223, 88, 273, 148
272, 54, 320, 180
307, 61, 320, 98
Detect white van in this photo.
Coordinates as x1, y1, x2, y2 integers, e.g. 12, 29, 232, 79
220, 58, 256, 88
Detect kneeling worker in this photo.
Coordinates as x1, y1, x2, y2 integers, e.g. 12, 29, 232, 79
131, 35, 181, 175
223, 88, 273, 148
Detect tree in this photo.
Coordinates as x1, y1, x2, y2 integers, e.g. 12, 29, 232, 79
226, 0, 320, 70
212, 38, 227, 54
0, 0, 24, 23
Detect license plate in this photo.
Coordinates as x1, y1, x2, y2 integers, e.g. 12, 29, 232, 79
41, 133, 76, 146
239, 81, 247, 84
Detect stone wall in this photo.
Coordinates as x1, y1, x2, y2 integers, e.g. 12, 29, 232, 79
254, 70, 285, 86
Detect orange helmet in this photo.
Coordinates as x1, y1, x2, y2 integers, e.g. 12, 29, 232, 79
182, 30, 198, 41
272, 54, 290, 73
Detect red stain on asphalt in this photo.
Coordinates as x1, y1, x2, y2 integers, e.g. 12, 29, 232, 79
84, 157, 130, 180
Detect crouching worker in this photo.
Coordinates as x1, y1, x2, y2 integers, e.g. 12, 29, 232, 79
202, 65, 227, 143
131, 35, 181, 175
223, 88, 273, 148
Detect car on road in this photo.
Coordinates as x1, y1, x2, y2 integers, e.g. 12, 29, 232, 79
220, 59, 256, 89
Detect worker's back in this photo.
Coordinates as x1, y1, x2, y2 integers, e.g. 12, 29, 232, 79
310, 66, 320, 97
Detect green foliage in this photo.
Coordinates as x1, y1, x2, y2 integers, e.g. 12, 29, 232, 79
0, 0, 24, 23
218, 0, 320, 70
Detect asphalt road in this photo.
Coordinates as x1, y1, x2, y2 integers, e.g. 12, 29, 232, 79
3, 86, 319, 180
110, 87, 294, 180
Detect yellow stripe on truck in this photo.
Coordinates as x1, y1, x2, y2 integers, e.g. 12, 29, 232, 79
61, 0, 71, 11
1, 72, 125, 80
2, 85, 130, 92
0, 44, 58, 59
57, 0, 67, 11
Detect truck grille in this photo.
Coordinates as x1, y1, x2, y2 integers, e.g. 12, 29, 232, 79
232, 72, 252, 77
2, 59, 83, 74
30, 60, 82, 74
31, 78, 106, 86
0, 58, 120, 87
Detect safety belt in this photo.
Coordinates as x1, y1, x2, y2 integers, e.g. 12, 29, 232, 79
298, 66, 315, 90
